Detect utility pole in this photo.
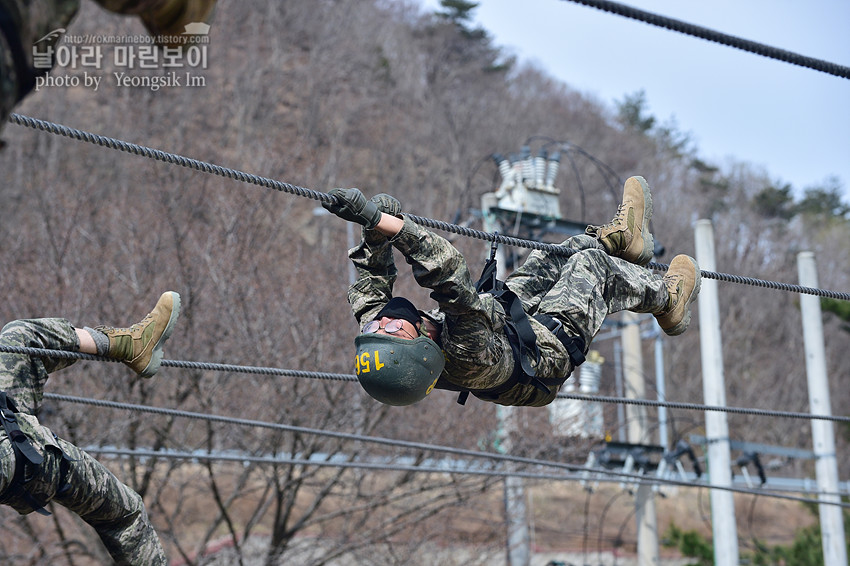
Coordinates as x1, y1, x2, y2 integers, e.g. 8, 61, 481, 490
695, 219, 739, 565
622, 311, 659, 565
798, 251, 848, 566
482, 193, 530, 566
654, 331, 668, 450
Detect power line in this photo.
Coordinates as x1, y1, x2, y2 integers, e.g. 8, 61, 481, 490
8, 113, 850, 301
50, 405, 850, 509
558, 391, 850, 424
561, 0, 850, 80
92, 447, 846, 511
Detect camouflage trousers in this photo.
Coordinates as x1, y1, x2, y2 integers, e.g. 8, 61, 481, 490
0, 318, 167, 566
460, 235, 668, 407
505, 234, 668, 351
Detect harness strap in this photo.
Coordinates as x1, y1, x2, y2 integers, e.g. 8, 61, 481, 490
444, 237, 586, 406
0, 392, 43, 466
532, 314, 586, 367
0, 391, 55, 515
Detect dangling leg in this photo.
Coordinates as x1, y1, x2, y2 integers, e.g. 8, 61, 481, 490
535, 248, 700, 346
0, 318, 81, 414
90, 291, 181, 378
505, 234, 603, 313
53, 439, 167, 565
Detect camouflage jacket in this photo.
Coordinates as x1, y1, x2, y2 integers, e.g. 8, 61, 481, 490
347, 216, 572, 407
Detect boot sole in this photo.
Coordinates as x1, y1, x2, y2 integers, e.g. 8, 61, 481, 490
139, 292, 181, 378
663, 257, 701, 336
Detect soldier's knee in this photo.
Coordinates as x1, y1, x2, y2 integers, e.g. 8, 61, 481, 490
563, 234, 602, 252
0, 320, 29, 343
573, 247, 607, 263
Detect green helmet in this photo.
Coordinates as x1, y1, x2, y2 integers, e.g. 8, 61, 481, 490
354, 332, 445, 406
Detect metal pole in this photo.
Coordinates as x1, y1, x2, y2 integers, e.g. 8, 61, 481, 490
694, 219, 739, 565
614, 341, 626, 442
622, 311, 659, 566
483, 193, 530, 566
654, 332, 668, 450
798, 251, 848, 566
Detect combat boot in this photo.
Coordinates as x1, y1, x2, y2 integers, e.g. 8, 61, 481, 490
94, 0, 216, 47
139, 0, 216, 45
586, 176, 655, 266
654, 255, 701, 336
96, 291, 181, 378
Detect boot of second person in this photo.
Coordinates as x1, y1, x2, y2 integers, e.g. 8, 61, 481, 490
96, 291, 181, 378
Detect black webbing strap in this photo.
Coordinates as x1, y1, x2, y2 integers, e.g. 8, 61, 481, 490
0, 392, 43, 467
476, 236, 541, 378
532, 314, 586, 367
0, 391, 52, 515
442, 237, 549, 406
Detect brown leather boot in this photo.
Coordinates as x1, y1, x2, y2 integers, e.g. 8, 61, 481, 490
586, 176, 655, 266
93, 0, 216, 47
655, 255, 700, 336
96, 291, 181, 378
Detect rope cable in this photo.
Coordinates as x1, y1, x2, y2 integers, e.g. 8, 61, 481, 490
561, 0, 850, 80
5, 345, 846, 423
9, 114, 850, 301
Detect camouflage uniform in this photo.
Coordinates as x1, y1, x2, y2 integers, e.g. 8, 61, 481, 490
0, 318, 167, 565
348, 216, 668, 407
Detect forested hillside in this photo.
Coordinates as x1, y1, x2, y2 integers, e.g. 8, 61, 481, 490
1, 0, 847, 564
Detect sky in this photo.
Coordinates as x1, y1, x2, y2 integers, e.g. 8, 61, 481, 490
417, 0, 850, 200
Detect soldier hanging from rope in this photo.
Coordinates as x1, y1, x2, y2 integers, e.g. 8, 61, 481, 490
0, 0, 216, 144
323, 176, 701, 407
0, 291, 180, 565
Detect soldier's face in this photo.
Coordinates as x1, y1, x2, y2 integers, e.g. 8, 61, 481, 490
362, 317, 420, 340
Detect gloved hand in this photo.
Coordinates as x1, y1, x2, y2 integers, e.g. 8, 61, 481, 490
323, 188, 382, 229
363, 193, 403, 245
371, 193, 402, 217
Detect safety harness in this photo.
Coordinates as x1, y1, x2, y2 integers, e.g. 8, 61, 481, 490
445, 237, 586, 405
0, 391, 70, 515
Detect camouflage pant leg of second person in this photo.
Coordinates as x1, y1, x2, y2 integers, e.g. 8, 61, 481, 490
0, 318, 80, 414
53, 438, 167, 565
534, 243, 668, 346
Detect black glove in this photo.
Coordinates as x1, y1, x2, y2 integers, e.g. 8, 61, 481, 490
371, 193, 402, 217
364, 194, 403, 245
323, 188, 382, 228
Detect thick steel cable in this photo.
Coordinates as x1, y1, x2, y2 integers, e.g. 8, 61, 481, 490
0, 345, 357, 382
87, 447, 850, 509
8, 114, 850, 301
46, 395, 850, 508
561, 0, 850, 80
4, 344, 847, 423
